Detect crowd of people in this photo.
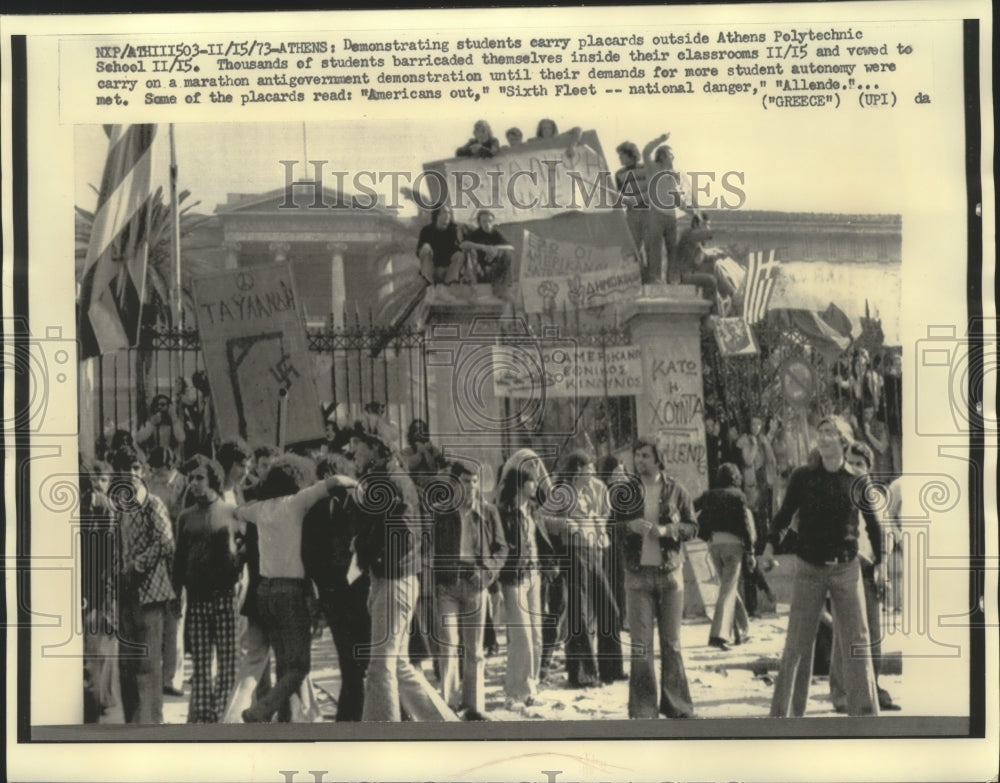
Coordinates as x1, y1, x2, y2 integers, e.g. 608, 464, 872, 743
79, 368, 904, 723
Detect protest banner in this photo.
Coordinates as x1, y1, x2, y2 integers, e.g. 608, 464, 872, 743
519, 227, 642, 313
492, 343, 642, 398
192, 264, 323, 446
423, 129, 611, 225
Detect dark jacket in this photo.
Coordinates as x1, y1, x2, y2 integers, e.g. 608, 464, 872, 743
497, 501, 540, 584
613, 472, 698, 573
352, 465, 423, 580
432, 502, 508, 589
694, 487, 755, 548
301, 487, 360, 591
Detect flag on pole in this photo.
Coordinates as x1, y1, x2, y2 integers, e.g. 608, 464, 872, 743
742, 248, 779, 324
77, 124, 157, 359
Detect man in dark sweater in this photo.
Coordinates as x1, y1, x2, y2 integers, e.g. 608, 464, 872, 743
460, 210, 514, 296
301, 455, 370, 722
761, 415, 882, 717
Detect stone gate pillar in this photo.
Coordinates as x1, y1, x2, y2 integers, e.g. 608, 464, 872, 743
624, 286, 712, 496
423, 298, 507, 496
626, 287, 713, 617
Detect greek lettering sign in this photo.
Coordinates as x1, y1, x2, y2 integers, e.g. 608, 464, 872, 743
492, 344, 642, 398
423, 129, 610, 225
637, 324, 710, 495
519, 228, 641, 313
192, 264, 323, 447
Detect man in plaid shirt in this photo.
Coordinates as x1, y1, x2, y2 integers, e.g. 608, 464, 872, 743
111, 445, 176, 724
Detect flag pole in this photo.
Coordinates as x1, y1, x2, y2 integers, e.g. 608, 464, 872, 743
168, 124, 183, 393
169, 124, 182, 330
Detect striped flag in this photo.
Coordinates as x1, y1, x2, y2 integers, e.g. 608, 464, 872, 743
77, 124, 157, 359
742, 248, 779, 324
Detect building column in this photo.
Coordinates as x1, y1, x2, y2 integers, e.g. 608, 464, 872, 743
327, 242, 348, 326
626, 287, 713, 618
377, 255, 395, 301
269, 241, 291, 264
223, 241, 241, 270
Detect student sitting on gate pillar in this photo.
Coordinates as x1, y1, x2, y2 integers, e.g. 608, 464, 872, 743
417, 205, 467, 288
460, 209, 514, 300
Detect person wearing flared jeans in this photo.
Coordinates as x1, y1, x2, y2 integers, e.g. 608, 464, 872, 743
625, 567, 693, 719
242, 577, 312, 722
770, 557, 879, 717
118, 597, 166, 724
363, 573, 455, 722
435, 575, 489, 714
502, 569, 543, 702
565, 542, 624, 686
708, 538, 750, 645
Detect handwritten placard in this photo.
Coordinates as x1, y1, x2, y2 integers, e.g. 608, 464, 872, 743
192, 264, 323, 446
519, 228, 641, 313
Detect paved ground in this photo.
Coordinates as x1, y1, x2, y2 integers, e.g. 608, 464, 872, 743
154, 604, 909, 724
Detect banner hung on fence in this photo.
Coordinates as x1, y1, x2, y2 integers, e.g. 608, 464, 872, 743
192, 264, 324, 447
492, 343, 643, 398
519, 228, 642, 313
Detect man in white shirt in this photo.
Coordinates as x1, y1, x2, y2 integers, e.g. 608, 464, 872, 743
236, 455, 356, 723
613, 438, 699, 719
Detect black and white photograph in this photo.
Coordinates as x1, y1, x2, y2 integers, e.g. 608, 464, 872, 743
2, 3, 995, 782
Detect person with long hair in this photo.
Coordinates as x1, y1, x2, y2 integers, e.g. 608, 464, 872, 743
456, 119, 500, 158
496, 449, 567, 682
172, 455, 242, 722
695, 463, 756, 651
536, 118, 559, 138
497, 466, 544, 708
559, 450, 624, 687
417, 205, 466, 288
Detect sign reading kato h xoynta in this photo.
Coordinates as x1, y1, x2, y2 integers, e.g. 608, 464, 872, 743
192, 264, 323, 447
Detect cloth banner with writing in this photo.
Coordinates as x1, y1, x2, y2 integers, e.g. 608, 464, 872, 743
423, 129, 611, 225
519, 228, 641, 313
492, 344, 642, 398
